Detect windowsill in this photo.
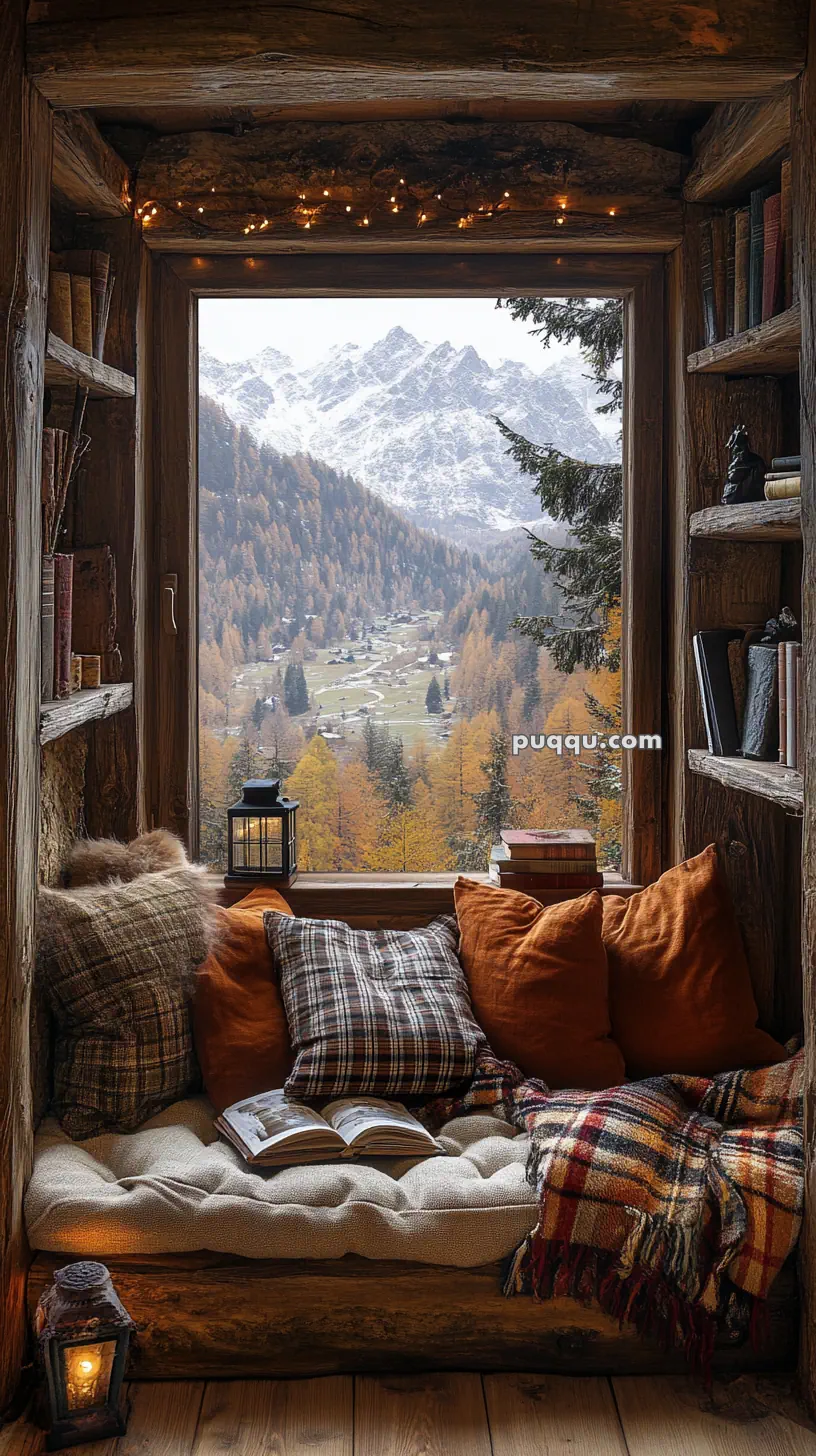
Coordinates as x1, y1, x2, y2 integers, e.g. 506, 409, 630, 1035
211, 870, 640, 913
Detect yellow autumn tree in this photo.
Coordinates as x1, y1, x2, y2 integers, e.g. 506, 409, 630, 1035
337, 761, 382, 870
286, 733, 340, 870
368, 782, 456, 872
198, 725, 234, 869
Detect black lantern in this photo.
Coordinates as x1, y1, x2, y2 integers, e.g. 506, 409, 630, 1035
35, 1261, 134, 1451
226, 778, 299, 885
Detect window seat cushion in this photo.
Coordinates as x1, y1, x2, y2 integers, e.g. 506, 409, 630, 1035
25, 1095, 537, 1266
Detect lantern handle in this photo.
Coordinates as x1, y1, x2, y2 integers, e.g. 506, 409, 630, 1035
161, 574, 178, 636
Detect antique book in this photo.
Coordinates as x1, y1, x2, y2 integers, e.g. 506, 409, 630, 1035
699, 219, 717, 346
47, 271, 72, 345
90, 251, 110, 359
71, 546, 117, 659
785, 642, 801, 771
765, 476, 801, 499
40, 555, 55, 704
70, 274, 93, 357
499, 829, 596, 859
693, 630, 742, 757
749, 183, 774, 328
53, 553, 74, 700
69, 654, 83, 694
711, 212, 729, 341
761, 191, 782, 321
741, 643, 779, 760
781, 157, 793, 309
771, 454, 801, 472
734, 207, 750, 334
778, 645, 788, 765
693, 636, 715, 754
80, 655, 102, 689
217, 1091, 443, 1168
489, 867, 604, 891
725, 208, 736, 336
490, 845, 597, 875
796, 652, 803, 775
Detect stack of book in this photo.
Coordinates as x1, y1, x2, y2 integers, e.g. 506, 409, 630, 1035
47, 249, 116, 361
699, 160, 793, 347
764, 454, 801, 500
693, 627, 803, 766
489, 830, 602, 899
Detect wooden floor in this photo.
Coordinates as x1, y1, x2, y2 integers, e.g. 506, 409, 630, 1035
3, 1374, 816, 1455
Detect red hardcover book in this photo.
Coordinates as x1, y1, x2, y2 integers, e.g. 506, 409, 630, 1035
53, 552, 74, 699
761, 192, 782, 321
493, 870, 604, 891
499, 829, 596, 860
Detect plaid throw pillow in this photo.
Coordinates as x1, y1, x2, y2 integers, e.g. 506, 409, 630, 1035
265, 911, 485, 1100
38, 870, 212, 1139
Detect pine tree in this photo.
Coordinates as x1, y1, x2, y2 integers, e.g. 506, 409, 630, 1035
251, 696, 266, 730
494, 298, 623, 674
472, 731, 513, 848
226, 731, 267, 803
425, 676, 443, 714
443, 674, 450, 701
283, 661, 310, 715
569, 689, 622, 870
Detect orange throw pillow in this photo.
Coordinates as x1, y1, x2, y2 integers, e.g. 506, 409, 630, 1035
454, 877, 624, 1090
194, 886, 294, 1113
603, 845, 786, 1077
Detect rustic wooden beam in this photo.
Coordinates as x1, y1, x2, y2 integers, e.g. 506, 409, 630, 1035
0, 0, 50, 1415
134, 120, 685, 254
684, 90, 792, 204
51, 110, 132, 219
792, 0, 816, 1414
26, 1, 807, 109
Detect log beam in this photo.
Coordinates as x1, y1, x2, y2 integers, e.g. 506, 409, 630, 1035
27, 1, 807, 110
134, 121, 685, 253
52, 110, 133, 219
683, 90, 792, 204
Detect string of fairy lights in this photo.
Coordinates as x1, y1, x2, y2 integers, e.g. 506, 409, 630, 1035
135, 176, 620, 233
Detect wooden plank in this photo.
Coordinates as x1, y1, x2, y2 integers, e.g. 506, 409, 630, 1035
44, 331, 135, 398
194, 1379, 351, 1456
621, 258, 664, 885
613, 1376, 816, 1455
0, 2, 50, 1413
792, 2, 816, 1416
119, 1381, 205, 1456
134, 120, 685, 254
688, 749, 804, 814
687, 304, 801, 375
39, 683, 134, 744
684, 91, 792, 204
26, 1253, 800, 1380
25, 2, 807, 109
168, 251, 665, 298
690, 500, 802, 540
355, 1374, 490, 1456
483, 1373, 628, 1456
51, 110, 131, 219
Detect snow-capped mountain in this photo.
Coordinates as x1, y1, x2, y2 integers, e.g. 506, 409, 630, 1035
199, 327, 618, 538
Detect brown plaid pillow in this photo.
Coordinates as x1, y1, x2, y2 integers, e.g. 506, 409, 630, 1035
38, 870, 212, 1139
264, 911, 484, 1100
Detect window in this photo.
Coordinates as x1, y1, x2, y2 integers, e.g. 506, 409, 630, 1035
196, 295, 628, 875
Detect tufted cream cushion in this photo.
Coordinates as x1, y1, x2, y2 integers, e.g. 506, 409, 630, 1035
25, 1096, 537, 1266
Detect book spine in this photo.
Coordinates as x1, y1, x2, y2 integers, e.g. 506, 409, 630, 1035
70, 274, 93, 356
725, 209, 736, 337
492, 857, 598, 875
699, 220, 717, 346
781, 157, 793, 309
786, 643, 800, 770
764, 478, 801, 499
90, 251, 110, 360
771, 455, 802, 472
40, 555, 55, 704
693, 634, 715, 755
501, 846, 597, 861
711, 213, 728, 342
98, 266, 116, 364
778, 644, 788, 765
734, 207, 750, 335
53, 553, 74, 699
47, 272, 73, 345
495, 872, 604, 891
796, 653, 803, 773
749, 187, 767, 328
761, 192, 782, 321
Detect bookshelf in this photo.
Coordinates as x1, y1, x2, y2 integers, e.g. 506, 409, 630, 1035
40, 682, 133, 745
687, 748, 803, 814
689, 500, 801, 541
686, 303, 800, 376
45, 331, 135, 399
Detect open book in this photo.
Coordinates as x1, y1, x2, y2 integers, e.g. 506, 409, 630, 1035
216, 1090, 444, 1167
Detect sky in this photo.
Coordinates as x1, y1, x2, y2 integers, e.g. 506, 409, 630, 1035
198, 297, 582, 373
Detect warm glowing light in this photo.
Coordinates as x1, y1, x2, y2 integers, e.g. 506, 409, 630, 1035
399, 177, 405, 184
362, 216, 369, 226
197, 206, 204, 213
390, 195, 396, 202
392, 205, 399, 213
151, 207, 157, 215
556, 215, 565, 225
260, 219, 269, 228
420, 212, 427, 221
211, 187, 216, 193
304, 220, 311, 228
559, 200, 567, 210
323, 189, 330, 196
503, 191, 510, 198
243, 226, 250, 234
436, 193, 442, 200
176, 200, 182, 207
346, 205, 352, 212
608, 208, 616, 216
299, 193, 306, 201
249, 223, 255, 230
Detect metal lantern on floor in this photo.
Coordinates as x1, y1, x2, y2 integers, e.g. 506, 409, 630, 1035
226, 778, 299, 885
35, 1261, 134, 1451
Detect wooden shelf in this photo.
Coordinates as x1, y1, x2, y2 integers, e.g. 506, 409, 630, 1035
689, 499, 801, 541
213, 869, 641, 913
40, 682, 133, 744
44, 331, 135, 399
686, 304, 801, 376
688, 748, 803, 814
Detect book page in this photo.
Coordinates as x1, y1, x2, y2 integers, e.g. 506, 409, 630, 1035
223, 1089, 339, 1156
323, 1097, 434, 1148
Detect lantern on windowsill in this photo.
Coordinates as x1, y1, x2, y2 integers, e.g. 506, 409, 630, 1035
226, 778, 299, 886
35, 1261, 134, 1451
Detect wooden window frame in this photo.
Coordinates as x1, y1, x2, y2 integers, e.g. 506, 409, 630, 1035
143, 253, 664, 887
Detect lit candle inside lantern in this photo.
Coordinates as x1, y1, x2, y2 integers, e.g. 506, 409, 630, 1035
63, 1342, 113, 1410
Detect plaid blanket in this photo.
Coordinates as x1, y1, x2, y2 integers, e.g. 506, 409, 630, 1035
425, 1049, 803, 1372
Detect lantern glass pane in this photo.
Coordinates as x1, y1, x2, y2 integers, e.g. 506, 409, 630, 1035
232, 814, 283, 871
61, 1340, 116, 1411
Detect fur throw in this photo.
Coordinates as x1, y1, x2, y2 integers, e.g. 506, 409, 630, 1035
63, 828, 190, 887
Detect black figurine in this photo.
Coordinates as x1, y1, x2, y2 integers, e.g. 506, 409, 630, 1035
760, 606, 799, 644
722, 425, 767, 505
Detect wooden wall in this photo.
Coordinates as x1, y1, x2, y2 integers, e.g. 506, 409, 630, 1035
0, 0, 50, 1415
